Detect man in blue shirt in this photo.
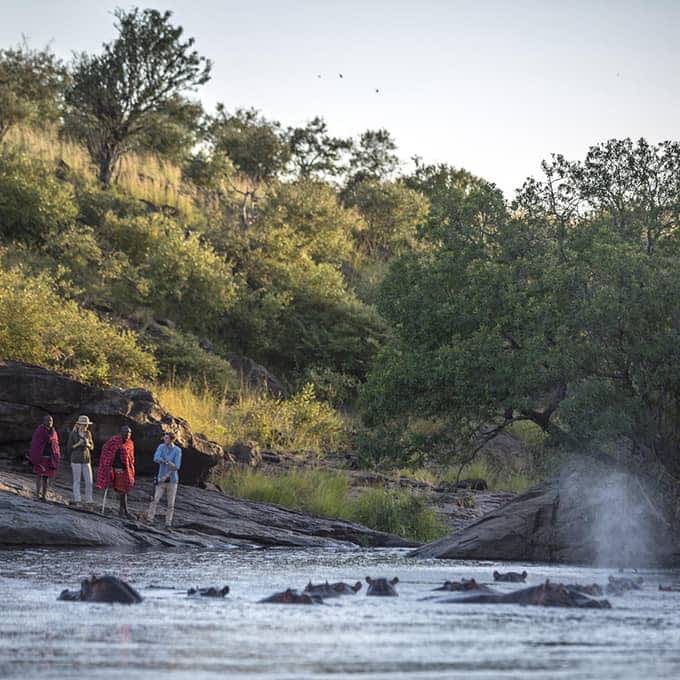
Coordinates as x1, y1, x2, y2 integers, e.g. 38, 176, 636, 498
146, 432, 182, 528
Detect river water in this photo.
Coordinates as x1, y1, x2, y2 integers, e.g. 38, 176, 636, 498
0, 547, 679, 680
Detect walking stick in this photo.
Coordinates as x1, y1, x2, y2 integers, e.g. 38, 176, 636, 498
101, 487, 108, 514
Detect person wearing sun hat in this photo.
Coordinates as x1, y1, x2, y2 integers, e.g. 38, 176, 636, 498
67, 415, 95, 507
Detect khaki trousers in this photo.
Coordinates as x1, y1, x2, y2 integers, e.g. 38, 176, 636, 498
147, 482, 178, 526
71, 463, 93, 503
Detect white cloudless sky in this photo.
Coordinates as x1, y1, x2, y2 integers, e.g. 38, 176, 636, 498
2, 0, 678, 196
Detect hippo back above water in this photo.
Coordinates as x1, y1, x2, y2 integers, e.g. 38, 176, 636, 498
58, 575, 142, 604
493, 570, 527, 583
366, 577, 399, 596
259, 588, 323, 604
304, 581, 362, 598
433, 578, 495, 593
445, 580, 611, 609
187, 586, 230, 598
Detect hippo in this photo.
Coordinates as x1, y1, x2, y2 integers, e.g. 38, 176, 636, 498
365, 577, 399, 596
606, 575, 644, 595
659, 585, 680, 592
493, 570, 527, 582
187, 586, 230, 598
58, 575, 142, 604
566, 583, 604, 597
433, 578, 495, 593
259, 588, 323, 604
445, 580, 611, 609
304, 581, 362, 598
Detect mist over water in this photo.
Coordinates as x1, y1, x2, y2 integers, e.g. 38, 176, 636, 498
563, 468, 667, 568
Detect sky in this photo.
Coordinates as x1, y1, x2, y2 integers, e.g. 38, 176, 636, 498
1, 0, 678, 196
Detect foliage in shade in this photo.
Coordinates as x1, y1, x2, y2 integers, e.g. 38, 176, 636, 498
363, 140, 680, 486
0, 263, 156, 385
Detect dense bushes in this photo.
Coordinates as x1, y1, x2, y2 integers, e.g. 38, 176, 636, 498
0, 151, 77, 243
0, 264, 156, 384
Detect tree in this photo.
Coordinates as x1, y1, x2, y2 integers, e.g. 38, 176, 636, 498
208, 106, 290, 226
288, 117, 352, 178
362, 140, 680, 486
346, 128, 399, 184
0, 41, 67, 141
133, 95, 206, 163
343, 179, 429, 258
64, 7, 211, 187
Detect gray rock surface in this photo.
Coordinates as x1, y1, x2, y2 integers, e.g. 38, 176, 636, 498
410, 469, 680, 567
0, 470, 416, 550
0, 361, 226, 483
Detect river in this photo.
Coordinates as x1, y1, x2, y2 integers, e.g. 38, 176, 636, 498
1, 547, 679, 679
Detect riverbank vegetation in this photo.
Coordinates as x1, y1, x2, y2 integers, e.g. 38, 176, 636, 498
2, 7, 679, 519
218, 468, 447, 542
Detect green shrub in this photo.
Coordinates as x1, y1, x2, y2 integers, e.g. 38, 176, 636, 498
351, 487, 446, 542
220, 468, 351, 518
148, 327, 238, 391
217, 467, 447, 542
245, 383, 346, 452
0, 151, 77, 243
0, 263, 156, 385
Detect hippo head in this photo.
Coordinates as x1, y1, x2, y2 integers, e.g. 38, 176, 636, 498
365, 576, 399, 596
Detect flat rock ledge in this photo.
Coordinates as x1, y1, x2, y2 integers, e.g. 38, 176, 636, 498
0, 471, 417, 550
410, 469, 680, 567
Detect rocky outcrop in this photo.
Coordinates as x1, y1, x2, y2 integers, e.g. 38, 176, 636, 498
0, 470, 417, 549
411, 469, 680, 567
226, 354, 286, 396
0, 361, 224, 484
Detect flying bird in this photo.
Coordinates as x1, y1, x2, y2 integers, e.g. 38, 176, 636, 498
339, 73, 343, 78
375, 88, 380, 93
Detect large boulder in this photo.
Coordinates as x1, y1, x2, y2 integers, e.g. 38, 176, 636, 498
0, 361, 224, 484
226, 354, 286, 396
410, 468, 680, 567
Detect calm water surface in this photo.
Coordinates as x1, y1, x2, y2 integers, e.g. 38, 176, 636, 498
0, 547, 679, 679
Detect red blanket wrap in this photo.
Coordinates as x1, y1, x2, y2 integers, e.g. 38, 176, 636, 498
29, 424, 60, 478
96, 435, 135, 493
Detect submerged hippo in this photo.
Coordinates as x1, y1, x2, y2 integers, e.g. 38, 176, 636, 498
606, 575, 644, 595
445, 580, 611, 609
493, 570, 527, 583
58, 575, 142, 604
366, 577, 399, 596
304, 581, 362, 598
659, 585, 680, 592
566, 583, 603, 597
187, 586, 230, 598
259, 588, 323, 604
433, 578, 495, 593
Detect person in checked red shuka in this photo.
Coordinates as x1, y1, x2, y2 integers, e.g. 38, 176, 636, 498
96, 426, 135, 518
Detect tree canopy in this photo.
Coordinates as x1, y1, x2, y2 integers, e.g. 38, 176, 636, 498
64, 7, 211, 186
362, 140, 680, 482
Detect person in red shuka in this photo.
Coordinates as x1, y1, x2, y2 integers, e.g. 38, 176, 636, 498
28, 415, 61, 501
96, 426, 135, 518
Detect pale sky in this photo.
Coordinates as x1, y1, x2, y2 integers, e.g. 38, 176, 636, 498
2, 0, 678, 196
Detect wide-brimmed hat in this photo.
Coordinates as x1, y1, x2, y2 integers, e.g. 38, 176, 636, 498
76, 415, 92, 426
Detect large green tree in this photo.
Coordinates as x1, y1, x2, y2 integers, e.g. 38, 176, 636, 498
362, 141, 680, 484
0, 42, 67, 141
64, 7, 211, 186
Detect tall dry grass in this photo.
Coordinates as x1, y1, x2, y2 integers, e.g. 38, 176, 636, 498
3, 124, 196, 215
153, 379, 347, 453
